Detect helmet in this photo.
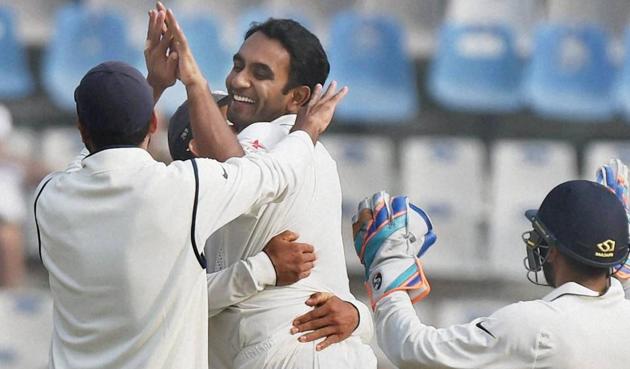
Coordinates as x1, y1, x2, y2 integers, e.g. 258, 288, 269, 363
523, 180, 629, 273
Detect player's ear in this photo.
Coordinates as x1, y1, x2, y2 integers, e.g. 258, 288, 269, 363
287, 85, 311, 113
148, 110, 159, 134
188, 138, 200, 157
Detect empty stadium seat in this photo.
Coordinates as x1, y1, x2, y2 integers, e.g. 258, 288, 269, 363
400, 137, 486, 277
523, 24, 616, 122
583, 141, 630, 178
428, 23, 524, 113
321, 135, 396, 274
488, 140, 576, 280
327, 11, 419, 123
0, 289, 52, 369
42, 4, 135, 111
0, 6, 34, 100
156, 14, 232, 116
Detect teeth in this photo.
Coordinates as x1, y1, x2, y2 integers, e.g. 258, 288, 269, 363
233, 94, 255, 104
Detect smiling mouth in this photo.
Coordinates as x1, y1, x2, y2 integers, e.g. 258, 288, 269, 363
232, 94, 255, 104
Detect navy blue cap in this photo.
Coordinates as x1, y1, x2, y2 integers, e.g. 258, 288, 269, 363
525, 180, 630, 268
74, 61, 154, 136
167, 91, 229, 161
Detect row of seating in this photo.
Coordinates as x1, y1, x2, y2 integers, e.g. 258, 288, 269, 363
8, 126, 628, 280
0, 4, 418, 122
3, 3, 630, 124
430, 23, 630, 122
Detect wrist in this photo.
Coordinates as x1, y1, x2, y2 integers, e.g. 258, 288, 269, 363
184, 77, 208, 90
345, 300, 361, 332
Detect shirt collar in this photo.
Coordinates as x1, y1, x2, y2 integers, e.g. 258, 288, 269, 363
247, 114, 295, 128
82, 147, 155, 172
543, 278, 624, 302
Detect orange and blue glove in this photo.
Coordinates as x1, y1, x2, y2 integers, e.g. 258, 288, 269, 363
352, 191, 437, 309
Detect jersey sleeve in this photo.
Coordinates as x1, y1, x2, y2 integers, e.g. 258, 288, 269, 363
193, 130, 313, 242
374, 292, 543, 369
206, 252, 276, 317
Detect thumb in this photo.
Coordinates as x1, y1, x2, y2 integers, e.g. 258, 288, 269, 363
167, 51, 178, 69
305, 292, 333, 306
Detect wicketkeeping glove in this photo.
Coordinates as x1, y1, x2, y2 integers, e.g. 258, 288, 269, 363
353, 191, 437, 309
596, 158, 630, 279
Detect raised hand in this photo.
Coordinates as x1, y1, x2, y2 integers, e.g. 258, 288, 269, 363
292, 81, 348, 144
144, 7, 178, 101
163, 9, 206, 88
352, 191, 437, 309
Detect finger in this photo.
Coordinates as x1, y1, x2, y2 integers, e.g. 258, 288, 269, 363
277, 230, 299, 242
301, 252, 316, 263
319, 80, 337, 102
156, 1, 168, 32
327, 86, 348, 105
300, 262, 314, 273
307, 84, 323, 108
305, 292, 333, 306
299, 243, 314, 254
146, 10, 161, 49
166, 9, 188, 52
316, 334, 341, 351
146, 10, 155, 43
292, 305, 328, 326
297, 326, 336, 343
157, 26, 174, 55
166, 51, 179, 70
298, 270, 311, 279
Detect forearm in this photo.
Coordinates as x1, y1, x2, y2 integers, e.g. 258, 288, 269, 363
186, 82, 244, 161
207, 252, 276, 317
375, 292, 442, 368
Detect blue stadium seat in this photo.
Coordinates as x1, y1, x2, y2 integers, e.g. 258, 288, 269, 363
0, 6, 34, 100
523, 24, 616, 122
428, 23, 524, 113
615, 28, 630, 121
327, 11, 419, 124
156, 14, 232, 115
42, 4, 135, 111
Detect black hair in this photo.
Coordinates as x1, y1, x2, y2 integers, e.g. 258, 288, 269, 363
245, 18, 330, 95
86, 122, 151, 151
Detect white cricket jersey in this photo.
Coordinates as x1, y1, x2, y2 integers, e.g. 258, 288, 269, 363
204, 115, 376, 369
35, 131, 314, 369
375, 278, 630, 369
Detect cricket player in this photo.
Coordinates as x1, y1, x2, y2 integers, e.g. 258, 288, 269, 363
34, 7, 345, 368
348, 183, 630, 369
147, 6, 376, 369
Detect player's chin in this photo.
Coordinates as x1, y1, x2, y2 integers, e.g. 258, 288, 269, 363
227, 108, 255, 129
